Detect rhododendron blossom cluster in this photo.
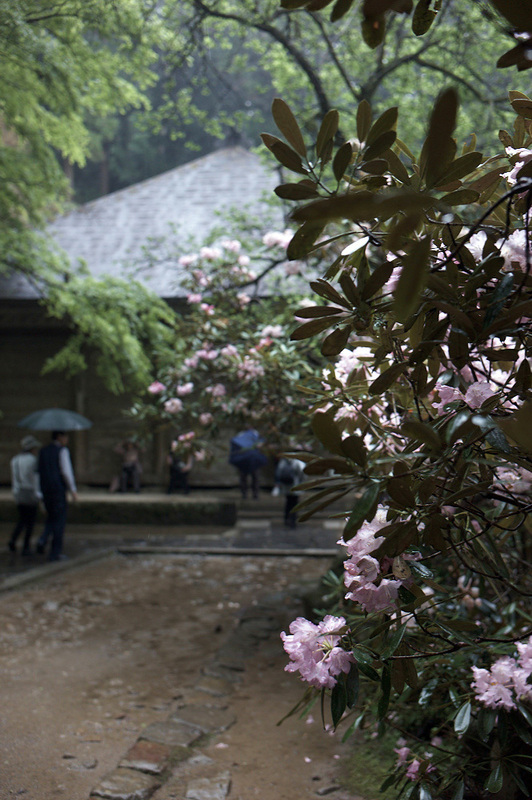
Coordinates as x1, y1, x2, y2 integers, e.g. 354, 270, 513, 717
471, 638, 532, 710
281, 615, 354, 688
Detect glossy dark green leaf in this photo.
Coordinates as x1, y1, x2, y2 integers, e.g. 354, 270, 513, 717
366, 107, 398, 146
393, 236, 432, 322
333, 141, 354, 181
344, 483, 381, 536
286, 221, 325, 260
454, 701, 471, 735
261, 133, 307, 174
316, 109, 340, 159
440, 188, 480, 205
331, 0, 356, 22
274, 182, 320, 200
412, 0, 437, 35
361, 262, 394, 300
331, 680, 347, 728
377, 665, 391, 719
345, 663, 360, 708
357, 100, 373, 143
351, 645, 381, 681
364, 130, 397, 161
310, 279, 352, 308
341, 434, 368, 467
311, 411, 344, 455
272, 98, 307, 157
433, 152, 484, 188
361, 14, 386, 48
290, 316, 336, 340
321, 324, 352, 356
423, 88, 458, 188
295, 305, 346, 319
485, 763, 503, 793
368, 362, 409, 395
381, 623, 407, 660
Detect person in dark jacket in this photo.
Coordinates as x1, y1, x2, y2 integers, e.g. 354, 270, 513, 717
36, 431, 78, 561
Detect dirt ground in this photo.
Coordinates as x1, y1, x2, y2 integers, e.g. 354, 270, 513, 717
0, 551, 367, 800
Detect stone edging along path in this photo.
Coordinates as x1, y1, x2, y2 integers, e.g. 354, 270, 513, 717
87, 590, 293, 800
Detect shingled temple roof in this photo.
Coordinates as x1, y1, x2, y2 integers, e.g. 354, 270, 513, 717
1, 147, 280, 299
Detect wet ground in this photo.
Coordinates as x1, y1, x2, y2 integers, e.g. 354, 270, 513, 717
0, 492, 369, 800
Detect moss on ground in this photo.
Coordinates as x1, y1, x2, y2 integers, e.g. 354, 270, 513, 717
341, 731, 397, 799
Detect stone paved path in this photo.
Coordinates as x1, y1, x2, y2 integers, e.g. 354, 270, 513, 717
0, 498, 362, 800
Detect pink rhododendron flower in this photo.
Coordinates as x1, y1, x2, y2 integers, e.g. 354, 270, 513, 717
281, 615, 354, 689
148, 381, 166, 395
464, 381, 496, 409
178, 431, 195, 442
184, 356, 199, 369
394, 746, 411, 766
176, 382, 194, 396
164, 398, 183, 414
517, 637, 532, 671
199, 246, 222, 260
499, 228, 529, 272
192, 269, 210, 287
220, 238, 241, 253
194, 449, 206, 461
238, 254, 250, 267
502, 146, 532, 185
471, 660, 517, 710
262, 229, 293, 249
261, 324, 283, 338
471, 642, 532, 711
178, 254, 197, 267
207, 383, 226, 398
187, 293, 203, 304
199, 412, 213, 426
237, 292, 251, 306
220, 345, 238, 360
433, 384, 462, 414
405, 759, 421, 781
200, 303, 215, 315
196, 348, 218, 360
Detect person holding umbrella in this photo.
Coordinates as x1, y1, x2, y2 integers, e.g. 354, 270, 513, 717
36, 431, 78, 561
8, 435, 41, 555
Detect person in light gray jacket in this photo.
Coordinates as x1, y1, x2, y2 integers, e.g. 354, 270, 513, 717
9, 435, 41, 555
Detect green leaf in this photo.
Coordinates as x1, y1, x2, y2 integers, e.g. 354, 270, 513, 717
333, 141, 354, 181
274, 182, 320, 200
433, 152, 484, 188
290, 316, 336, 340
351, 646, 381, 681
321, 324, 352, 356
377, 665, 391, 719
485, 763, 503, 793
364, 130, 397, 161
295, 305, 345, 319
361, 262, 394, 300
368, 362, 409, 395
454, 701, 471, 735
316, 109, 340, 159
382, 623, 407, 660
366, 107, 398, 146
344, 483, 381, 536
286, 221, 325, 259
357, 99, 373, 143
451, 780, 464, 800
310, 279, 352, 308
440, 188, 480, 205
261, 133, 307, 174
331, 0, 355, 21
393, 236, 432, 322
311, 411, 344, 455
477, 707, 497, 740
401, 418, 441, 450
423, 88, 458, 188
341, 434, 368, 467
412, 0, 438, 35
331, 680, 347, 728
345, 663, 360, 708
272, 98, 307, 157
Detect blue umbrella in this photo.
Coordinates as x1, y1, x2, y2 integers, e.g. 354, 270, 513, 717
18, 408, 92, 431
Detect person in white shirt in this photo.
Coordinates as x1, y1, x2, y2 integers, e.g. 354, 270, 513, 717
9, 435, 41, 555
36, 431, 78, 561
